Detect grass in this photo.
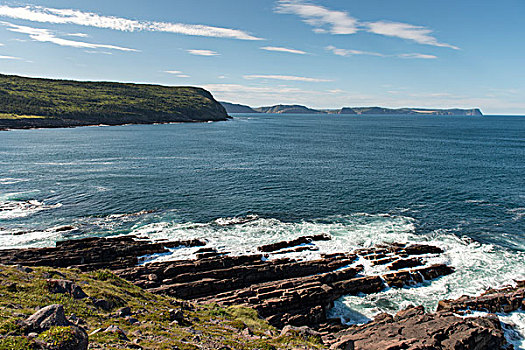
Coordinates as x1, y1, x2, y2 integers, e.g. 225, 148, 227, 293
0, 265, 325, 349
0, 113, 48, 119
0, 74, 228, 124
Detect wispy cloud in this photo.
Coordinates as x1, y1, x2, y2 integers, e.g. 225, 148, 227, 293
164, 70, 190, 78
398, 53, 437, 59
66, 32, 88, 38
0, 5, 262, 40
244, 74, 332, 82
326, 45, 384, 57
366, 21, 459, 50
0, 54, 21, 59
326, 45, 437, 59
3, 22, 138, 51
276, 0, 358, 34
275, 0, 458, 49
260, 46, 307, 55
187, 49, 219, 56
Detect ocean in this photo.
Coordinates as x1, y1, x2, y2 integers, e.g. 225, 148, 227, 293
1, 114, 524, 346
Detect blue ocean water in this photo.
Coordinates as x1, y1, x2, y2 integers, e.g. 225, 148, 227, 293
1, 114, 525, 345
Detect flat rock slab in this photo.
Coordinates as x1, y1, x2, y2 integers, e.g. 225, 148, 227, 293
324, 306, 508, 350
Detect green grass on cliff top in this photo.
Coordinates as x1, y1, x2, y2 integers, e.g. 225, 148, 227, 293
0, 265, 324, 350
0, 74, 227, 122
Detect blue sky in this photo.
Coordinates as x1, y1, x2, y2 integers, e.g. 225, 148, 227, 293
0, 0, 524, 114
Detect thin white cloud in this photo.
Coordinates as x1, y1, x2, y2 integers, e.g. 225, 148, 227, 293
244, 74, 332, 82
0, 42, 3, 46
275, 0, 458, 49
187, 49, 219, 56
398, 53, 437, 59
366, 21, 459, 50
326, 45, 437, 59
260, 46, 307, 55
84, 50, 112, 55
66, 32, 88, 37
0, 54, 21, 59
276, 0, 358, 34
164, 70, 190, 78
326, 45, 384, 57
0, 5, 262, 40
3, 22, 138, 51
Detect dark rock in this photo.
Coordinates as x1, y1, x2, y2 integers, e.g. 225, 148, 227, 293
169, 308, 184, 323
91, 298, 112, 311
257, 234, 331, 252
42, 325, 88, 350
16, 265, 33, 273
53, 225, 76, 232
46, 279, 88, 299
25, 304, 70, 332
115, 307, 132, 318
403, 244, 443, 255
0, 235, 206, 271
387, 257, 423, 270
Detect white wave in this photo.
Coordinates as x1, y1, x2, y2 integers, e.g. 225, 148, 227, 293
500, 311, 525, 349
0, 200, 62, 219
0, 177, 29, 185
130, 214, 417, 262
0, 226, 66, 249
508, 208, 525, 221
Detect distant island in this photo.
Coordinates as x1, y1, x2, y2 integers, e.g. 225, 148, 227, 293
220, 102, 483, 116
0, 74, 229, 130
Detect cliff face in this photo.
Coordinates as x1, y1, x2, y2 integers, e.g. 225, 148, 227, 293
0, 74, 229, 130
254, 105, 323, 114
221, 102, 484, 116
337, 107, 483, 116
220, 101, 259, 113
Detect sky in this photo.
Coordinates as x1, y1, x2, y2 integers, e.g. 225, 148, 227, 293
0, 0, 524, 114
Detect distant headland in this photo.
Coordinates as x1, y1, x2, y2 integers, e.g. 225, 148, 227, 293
0, 74, 229, 130
220, 101, 483, 116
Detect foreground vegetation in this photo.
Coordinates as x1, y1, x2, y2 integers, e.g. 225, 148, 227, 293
0, 74, 228, 129
0, 265, 323, 349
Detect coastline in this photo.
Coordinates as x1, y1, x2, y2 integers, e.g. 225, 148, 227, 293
0, 116, 231, 131
0, 235, 522, 349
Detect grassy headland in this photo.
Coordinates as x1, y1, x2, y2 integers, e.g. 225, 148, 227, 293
0, 74, 229, 130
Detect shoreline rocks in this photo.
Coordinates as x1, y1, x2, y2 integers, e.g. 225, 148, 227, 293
0, 235, 521, 349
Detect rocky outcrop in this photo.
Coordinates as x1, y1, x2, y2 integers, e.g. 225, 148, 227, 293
0, 237, 453, 331
0, 235, 206, 271
323, 306, 507, 350
1, 236, 477, 348
46, 279, 88, 299
437, 281, 525, 314
23, 304, 89, 350
257, 234, 332, 252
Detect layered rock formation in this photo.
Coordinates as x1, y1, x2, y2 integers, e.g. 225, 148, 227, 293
325, 306, 508, 350
0, 235, 521, 349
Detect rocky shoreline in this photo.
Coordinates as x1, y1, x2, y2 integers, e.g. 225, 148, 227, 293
0, 235, 523, 349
